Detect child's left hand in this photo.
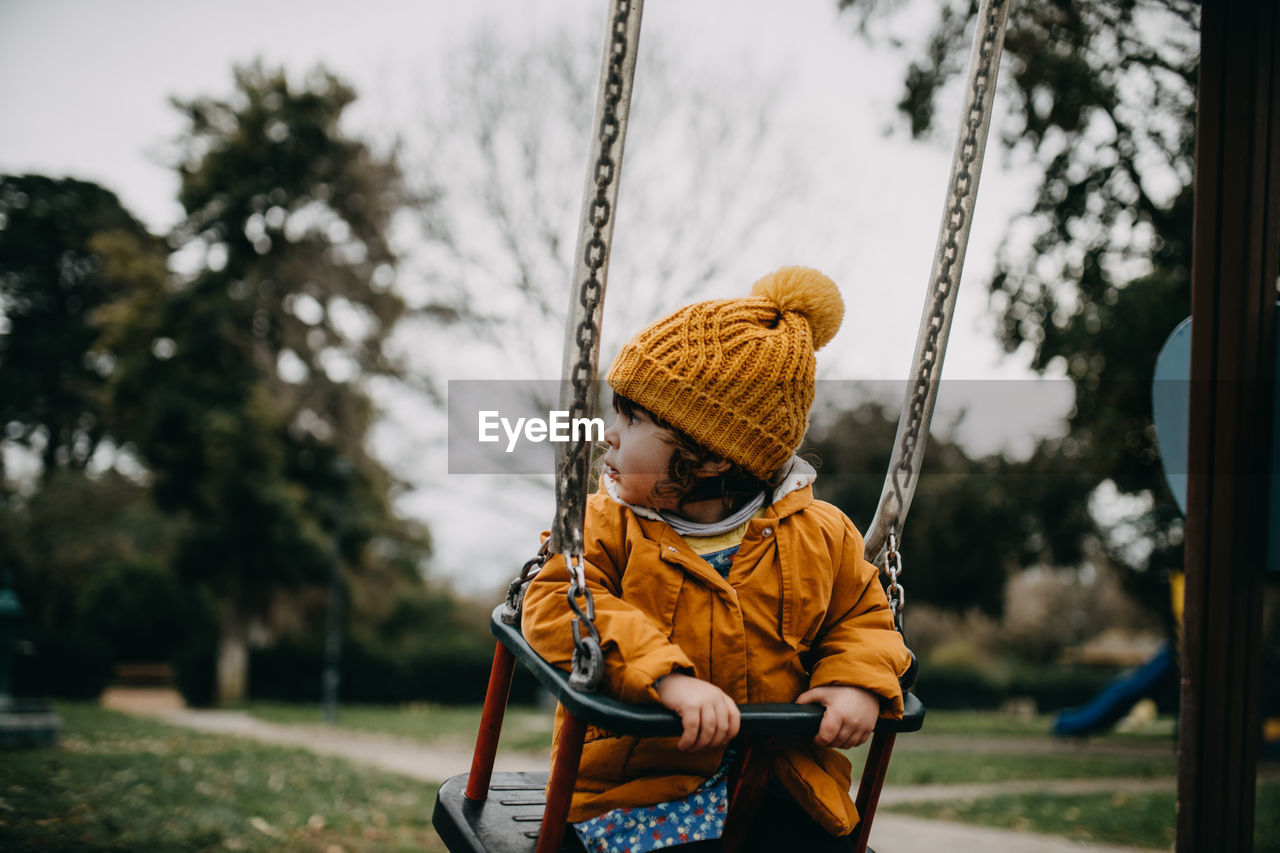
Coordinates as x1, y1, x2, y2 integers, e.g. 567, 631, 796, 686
795, 685, 880, 749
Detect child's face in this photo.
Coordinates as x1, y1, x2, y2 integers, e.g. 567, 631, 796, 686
600, 408, 680, 510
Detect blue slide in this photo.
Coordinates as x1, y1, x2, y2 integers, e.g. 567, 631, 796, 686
1052, 642, 1177, 737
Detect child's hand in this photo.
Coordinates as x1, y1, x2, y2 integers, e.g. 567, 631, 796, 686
655, 673, 741, 751
795, 685, 881, 749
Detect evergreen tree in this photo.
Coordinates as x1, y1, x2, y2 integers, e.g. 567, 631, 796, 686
105, 63, 423, 704
839, 0, 1198, 608
0, 175, 164, 478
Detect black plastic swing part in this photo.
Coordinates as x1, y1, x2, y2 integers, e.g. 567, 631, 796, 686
432, 606, 925, 853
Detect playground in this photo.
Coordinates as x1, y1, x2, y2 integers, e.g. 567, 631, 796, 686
2, 0, 1279, 851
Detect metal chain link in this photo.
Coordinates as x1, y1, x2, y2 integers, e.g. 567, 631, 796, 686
884, 531, 905, 634
500, 540, 549, 625
566, 555, 604, 691
863, 0, 1010, 623
549, 0, 643, 691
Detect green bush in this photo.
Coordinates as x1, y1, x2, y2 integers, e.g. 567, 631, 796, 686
169, 581, 513, 707
244, 634, 540, 705
1007, 664, 1131, 712
76, 559, 195, 661
913, 663, 1006, 710
914, 660, 1123, 711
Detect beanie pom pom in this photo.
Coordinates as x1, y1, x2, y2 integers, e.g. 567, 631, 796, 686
750, 266, 844, 350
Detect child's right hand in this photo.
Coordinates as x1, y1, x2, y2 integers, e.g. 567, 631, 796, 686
655, 673, 741, 751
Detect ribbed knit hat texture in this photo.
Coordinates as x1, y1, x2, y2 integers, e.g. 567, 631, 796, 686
606, 266, 844, 480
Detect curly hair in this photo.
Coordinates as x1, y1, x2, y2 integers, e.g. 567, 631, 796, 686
609, 393, 779, 512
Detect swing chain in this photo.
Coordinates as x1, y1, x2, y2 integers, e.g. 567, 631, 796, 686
554, 0, 639, 561
501, 540, 550, 625
869, 0, 1009, 564
551, 0, 639, 688
884, 530, 906, 635
893, 0, 1005, 513
567, 555, 604, 691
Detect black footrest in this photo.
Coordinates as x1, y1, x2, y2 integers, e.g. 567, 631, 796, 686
432, 772, 582, 853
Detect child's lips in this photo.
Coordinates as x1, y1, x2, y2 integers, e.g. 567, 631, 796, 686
603, 462, 620, 481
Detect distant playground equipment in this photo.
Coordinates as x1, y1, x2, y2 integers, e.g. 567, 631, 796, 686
1051, 642, 1177, 737
1053, 313, 1280, 744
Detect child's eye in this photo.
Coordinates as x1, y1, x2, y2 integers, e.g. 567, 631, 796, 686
627, 413, 641, 426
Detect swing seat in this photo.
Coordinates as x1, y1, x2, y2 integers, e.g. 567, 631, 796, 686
432, 606, 925, 853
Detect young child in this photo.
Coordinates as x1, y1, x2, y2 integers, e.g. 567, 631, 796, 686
522, 266, 913, 852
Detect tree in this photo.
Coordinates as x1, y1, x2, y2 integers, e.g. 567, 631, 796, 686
0, 175, 165, 479
808, 401, 1094, 617
384, 26, 823, 587
402, 26, 816, 383
102, 63, 425, 705
0, 467, 186, 698
838, 0, 1198, 609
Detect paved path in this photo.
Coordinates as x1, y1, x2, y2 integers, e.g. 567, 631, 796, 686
132, 707, 1163, 853
152, 708, 550, 780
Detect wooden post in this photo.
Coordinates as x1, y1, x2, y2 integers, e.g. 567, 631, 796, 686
1178, 0, 1280, 849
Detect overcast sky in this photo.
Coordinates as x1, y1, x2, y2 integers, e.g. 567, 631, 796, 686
0, 0, 1074, 592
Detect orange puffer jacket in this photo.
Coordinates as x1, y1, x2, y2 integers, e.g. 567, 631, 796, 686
521, 480, 913, 836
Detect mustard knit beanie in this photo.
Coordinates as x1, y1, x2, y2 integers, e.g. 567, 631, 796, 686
606, 266, 844, 480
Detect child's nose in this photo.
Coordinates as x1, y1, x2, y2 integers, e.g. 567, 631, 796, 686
603, 417, 620, 447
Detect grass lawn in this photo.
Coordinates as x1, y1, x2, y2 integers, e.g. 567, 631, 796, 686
1, 703, 448, 853
872, 746, 1176, 785
871, 711, 1179, 784
909, 708, 1177, 742
874, 712, 1279, 851
9, 701, 1271, 852
886, 782, 1280, 852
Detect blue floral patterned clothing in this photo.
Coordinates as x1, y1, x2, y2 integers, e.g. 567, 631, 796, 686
574, 536, 742, 853
699, 545, 739, 578
573, 750, 733, 852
